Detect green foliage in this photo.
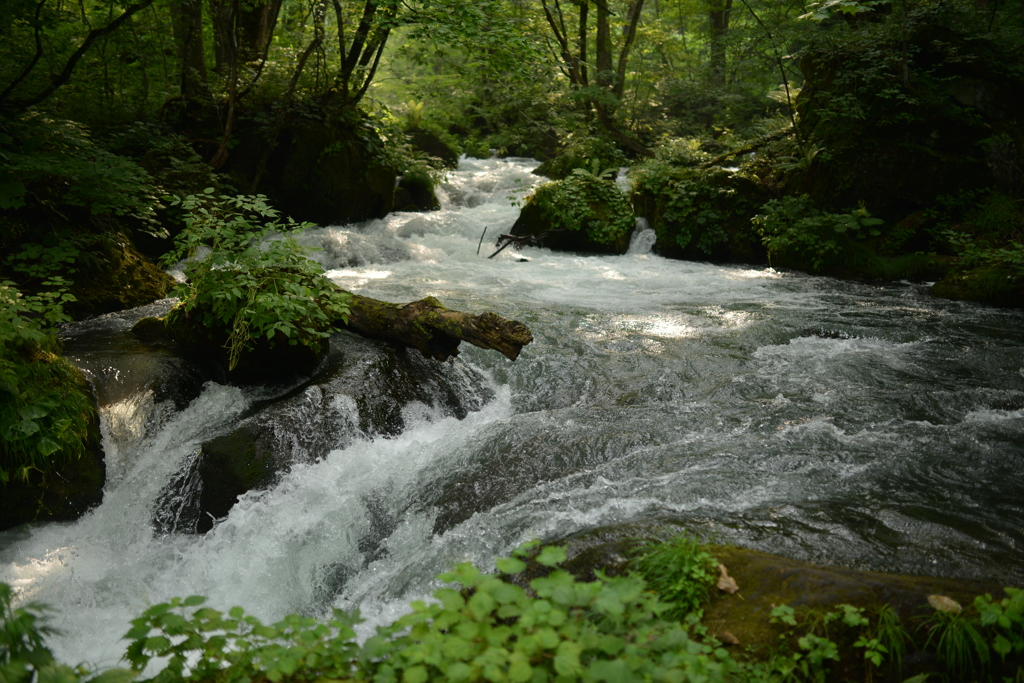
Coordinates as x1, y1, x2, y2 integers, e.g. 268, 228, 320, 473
530, 170, 635, 246
630, 533, 718, 622
122, 595, 362, 683
630, 161, 761, 256
975, 588, 1024, 662
0, 245, 93, 484
0, 115, 164, 233
534, 136, 627, 181
752, 195, 883, 271
1, 583, 132, 683
123, 545, 737, 683
161, 191, 351, 371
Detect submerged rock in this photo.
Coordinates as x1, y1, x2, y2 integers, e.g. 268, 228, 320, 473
153, 331, 494, 534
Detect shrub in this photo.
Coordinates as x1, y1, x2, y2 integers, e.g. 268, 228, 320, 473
161, 191, 352, 371
528, 168, 635, 247
752, 195, 883, 271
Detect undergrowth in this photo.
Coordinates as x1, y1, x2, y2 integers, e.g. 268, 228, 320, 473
2, 538, 1022, 683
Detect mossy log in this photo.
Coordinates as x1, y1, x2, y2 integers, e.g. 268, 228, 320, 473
342, 294, 533, 362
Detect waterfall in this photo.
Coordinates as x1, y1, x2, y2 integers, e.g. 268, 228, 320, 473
627, 217, 656, 255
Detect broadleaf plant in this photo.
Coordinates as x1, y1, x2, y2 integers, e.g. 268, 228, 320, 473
161, 191, 351, 371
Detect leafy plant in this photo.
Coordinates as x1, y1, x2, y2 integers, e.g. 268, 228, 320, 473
0, 272, 93, 484
529, 169, 635, 246
630, 532, 719, 622
922, 609, 992, 679
161, 191, 352, 371
753, 195, 883, 271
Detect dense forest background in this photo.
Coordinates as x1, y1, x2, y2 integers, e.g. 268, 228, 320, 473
1, 0, 1023, 508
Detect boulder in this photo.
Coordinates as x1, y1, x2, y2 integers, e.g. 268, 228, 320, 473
509, 175, 634, 255
222, 112, 397, 226
152, 331, 495, 533
632, 167, 769, 263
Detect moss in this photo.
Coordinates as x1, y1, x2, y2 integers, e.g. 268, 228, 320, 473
932, 267, 1024, 308
65, 231, 175, 320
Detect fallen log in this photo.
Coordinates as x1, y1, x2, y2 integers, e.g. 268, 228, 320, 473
132, 290, 533, 383
341, 294, 533, 362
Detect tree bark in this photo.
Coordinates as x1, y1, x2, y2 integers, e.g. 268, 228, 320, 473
341, 294, 533, 362
171, 0, 208, 100
707, 0, 732, 86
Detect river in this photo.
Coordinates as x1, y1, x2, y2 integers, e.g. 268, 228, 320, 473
2, 156, 1023, 669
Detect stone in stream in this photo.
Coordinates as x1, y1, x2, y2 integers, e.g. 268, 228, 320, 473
152, 331, 495, 534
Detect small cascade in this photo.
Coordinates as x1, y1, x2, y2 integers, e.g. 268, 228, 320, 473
626, 217, 656, 255
614, 167, 631, 194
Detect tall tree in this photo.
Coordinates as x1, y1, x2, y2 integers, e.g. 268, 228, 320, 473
707, 0, 733, 86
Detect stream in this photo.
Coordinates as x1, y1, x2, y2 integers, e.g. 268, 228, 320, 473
2, 156, 1024, 668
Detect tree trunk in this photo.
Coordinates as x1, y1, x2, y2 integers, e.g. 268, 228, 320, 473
707, 0, 732, 87
341, 294, 533, 362
171, 0, 207, 100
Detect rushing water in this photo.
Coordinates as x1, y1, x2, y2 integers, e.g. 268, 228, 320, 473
2, 156, 1024, 668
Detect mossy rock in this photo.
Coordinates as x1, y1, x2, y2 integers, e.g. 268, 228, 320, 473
132, 310, 326, 386
64, 231, 175, 320
632, 167, 769, 263
531, 525, 1018, 682
395, 172, 441, 212
0, 358, 104, 531
152, 331, 494, 534
932, 268, 1024, 308
222, 111, 397, 226
509, 176, 633, 255
406, 127, 460, 168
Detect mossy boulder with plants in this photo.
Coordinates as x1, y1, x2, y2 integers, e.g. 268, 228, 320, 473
394, 164, 442, 212
1, 285, 105, 531
509, 169, 635, 255
631, 163, 769, 263
928, 191, 1024, 308
134, 191, 352, 385
221, 111, 398, 226
752, 194, 953, 280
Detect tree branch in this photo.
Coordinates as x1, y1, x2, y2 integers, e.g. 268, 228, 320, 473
11, 0, 157, 110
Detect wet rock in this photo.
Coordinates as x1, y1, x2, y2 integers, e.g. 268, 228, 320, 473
154, 331, 494, 534
65, 231, 175, 320
221, 112, 397, 226
132, 312, 325, 387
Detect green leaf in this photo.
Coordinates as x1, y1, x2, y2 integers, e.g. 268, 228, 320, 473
496, 557, 527, 574
553, 641, 582, 677
403, 665, 429, 683
36, 437, 62, 457
143, 636, 171, 653
182, 595, 207, 607
535, 546, 567, 567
